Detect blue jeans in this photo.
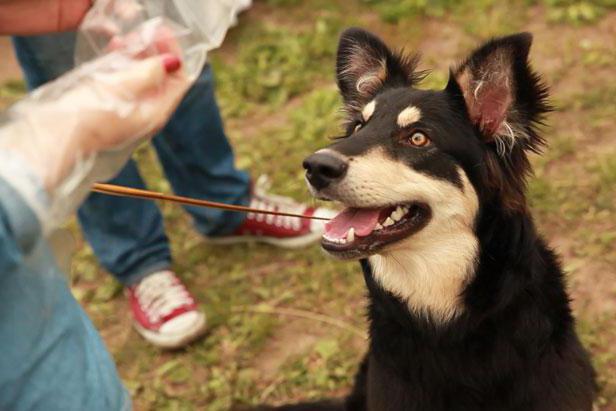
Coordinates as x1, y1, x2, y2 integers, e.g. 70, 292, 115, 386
0, 179, 130, 411
13, 33, 251, 285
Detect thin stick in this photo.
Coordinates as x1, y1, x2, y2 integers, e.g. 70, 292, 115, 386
92, 183, 330, 221
232, 305, 367, 339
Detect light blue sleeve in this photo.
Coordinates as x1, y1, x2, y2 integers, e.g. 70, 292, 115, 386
0, 172, 41, 269
0, 178, 131, 411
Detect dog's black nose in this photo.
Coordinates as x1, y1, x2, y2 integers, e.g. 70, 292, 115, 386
303, 152, 348, 190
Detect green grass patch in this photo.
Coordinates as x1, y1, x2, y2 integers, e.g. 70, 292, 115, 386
591, 153, 616, 211
0, 79, 26, 109
232, 88, 342, 199
212, 18, 341, 118
360, 0, 458, 23
0, 79, 26, 97
541, 0, 616, 24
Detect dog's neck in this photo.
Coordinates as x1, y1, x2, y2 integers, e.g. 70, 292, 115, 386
368, 224, 478, 323
365, 204, 546, 327
367, 173, 480, 323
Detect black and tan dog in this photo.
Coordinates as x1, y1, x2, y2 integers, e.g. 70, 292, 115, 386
249, 29, 597, 411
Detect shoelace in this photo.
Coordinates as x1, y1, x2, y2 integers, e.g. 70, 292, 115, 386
134, 271, 193, 324
247, 176, 305, 231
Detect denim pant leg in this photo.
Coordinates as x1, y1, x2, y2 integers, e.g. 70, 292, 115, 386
77, 162, 172, 285
12, 33, 76, 88
12, 33, 172, 285
153, 65, 251, 236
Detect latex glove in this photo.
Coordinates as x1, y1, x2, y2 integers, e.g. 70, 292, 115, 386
0, 50, 189, 235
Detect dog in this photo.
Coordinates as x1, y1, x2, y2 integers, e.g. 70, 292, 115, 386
247, 29, 597, 411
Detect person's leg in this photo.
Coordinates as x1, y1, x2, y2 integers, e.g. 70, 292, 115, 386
12, 33, 75, 88
153, 64, 251, 236
155, 65, 335, 247
12, 33, 171, 285
78, 162, 172, 285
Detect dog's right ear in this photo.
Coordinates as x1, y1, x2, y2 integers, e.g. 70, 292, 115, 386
336, 28, 421, 109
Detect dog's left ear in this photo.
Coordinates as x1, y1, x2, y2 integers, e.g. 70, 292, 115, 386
336, 28, 422, 109
446, 32, 550, 155
447, 33, 551, 213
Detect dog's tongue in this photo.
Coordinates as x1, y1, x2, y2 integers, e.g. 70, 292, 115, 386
325, 208, 382, 239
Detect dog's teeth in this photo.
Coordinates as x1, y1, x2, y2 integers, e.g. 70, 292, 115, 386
347, 227, 355, 242
391, 205, 407, 221
375, 222, 383, 230
383, 217, 395, 227
339, 237, 347, 244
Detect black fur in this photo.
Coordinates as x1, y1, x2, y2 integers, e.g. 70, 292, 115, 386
241, 29, 596, 411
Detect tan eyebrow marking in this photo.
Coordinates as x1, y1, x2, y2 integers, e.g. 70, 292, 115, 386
397, 106, 422, 128
362, 100, 376, 122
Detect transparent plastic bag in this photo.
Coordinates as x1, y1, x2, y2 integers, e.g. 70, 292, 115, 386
76, 0, 252, 80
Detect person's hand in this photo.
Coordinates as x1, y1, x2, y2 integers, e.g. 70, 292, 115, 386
50, 52, 188, 154
0, 0, 92, 35
3, 51, 189, 190
0, 48, 190, 234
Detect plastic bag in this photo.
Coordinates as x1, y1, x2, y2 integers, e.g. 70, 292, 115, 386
0, 0, 250, 236
76, 0, 252, 80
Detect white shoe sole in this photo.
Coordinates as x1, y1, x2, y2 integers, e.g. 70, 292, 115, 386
204, 230, 323, 249
133, 312, 206, 349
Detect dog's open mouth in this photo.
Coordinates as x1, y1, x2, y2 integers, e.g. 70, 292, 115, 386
322, 202, 431, 258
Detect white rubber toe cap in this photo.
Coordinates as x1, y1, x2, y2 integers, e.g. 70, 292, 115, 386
134, 311, 206, 349
159, 311, 204, 335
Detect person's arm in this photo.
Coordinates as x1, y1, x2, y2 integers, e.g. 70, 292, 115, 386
0, 0, 92, 35
0, 177, 42, 266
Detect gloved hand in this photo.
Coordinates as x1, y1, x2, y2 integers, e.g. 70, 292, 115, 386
0, 49, 190, 235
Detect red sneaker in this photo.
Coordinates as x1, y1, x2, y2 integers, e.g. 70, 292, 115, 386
126, 270, 206, 349
207, 176, 336, 248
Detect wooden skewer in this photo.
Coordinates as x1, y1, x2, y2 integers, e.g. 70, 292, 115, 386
92, 183, 331, 221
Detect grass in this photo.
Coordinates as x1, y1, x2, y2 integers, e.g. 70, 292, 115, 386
361, 0, 616, 25
211, 18, 339, 118
543, 0, 616, 24
1, 0, 615, 410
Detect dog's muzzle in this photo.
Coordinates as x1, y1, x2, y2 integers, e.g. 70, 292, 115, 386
303, 152, 348, 191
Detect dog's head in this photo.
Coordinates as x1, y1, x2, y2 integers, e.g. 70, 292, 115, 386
304, 28, 550, 261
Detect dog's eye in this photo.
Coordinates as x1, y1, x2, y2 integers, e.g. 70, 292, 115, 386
408, 132, 430, 147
